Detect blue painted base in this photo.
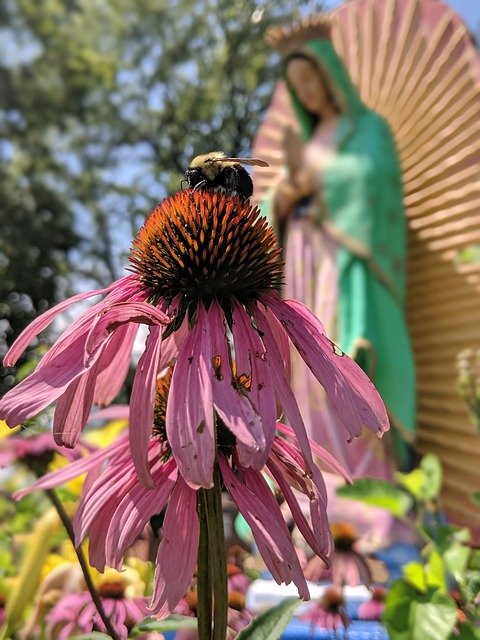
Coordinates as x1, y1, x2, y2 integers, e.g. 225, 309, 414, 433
282, 619, 389, 639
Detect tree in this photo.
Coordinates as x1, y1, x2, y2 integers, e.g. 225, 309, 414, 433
0, 0, 309, 393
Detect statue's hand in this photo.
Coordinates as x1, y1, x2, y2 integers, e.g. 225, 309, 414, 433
283, 126, 303, 176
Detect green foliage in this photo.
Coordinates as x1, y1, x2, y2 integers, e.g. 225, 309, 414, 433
335, 455, 480, 637
395, 453, 442, 503
378, 454, 480, 638
336, 477, 414, 517
130, 614, 197, 635
383, 581, 457, 640
236, 597, 300, 640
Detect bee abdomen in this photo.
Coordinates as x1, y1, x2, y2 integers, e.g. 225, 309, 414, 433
220, 165, 254, 199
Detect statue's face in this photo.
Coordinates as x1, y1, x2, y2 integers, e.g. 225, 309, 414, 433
286, 57, 331, 116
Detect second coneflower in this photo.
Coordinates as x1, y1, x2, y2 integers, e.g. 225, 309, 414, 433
0, 189, 389, 492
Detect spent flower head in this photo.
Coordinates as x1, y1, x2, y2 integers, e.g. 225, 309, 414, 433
16, 363, 351, 617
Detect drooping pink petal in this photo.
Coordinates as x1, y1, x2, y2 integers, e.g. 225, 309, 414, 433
0, 329, 101, 428
262, 306, 291, 378
231, 303, 276, 469
85, 301, 168, 366
270, 436, 334, 560
74, 461, 138, 564
129, 325, 162, 489
265, 294, 390, 439
275, 422, 352, 483
2, 280, 121, 367
105, 455, 178, 568
88, 405, 129, 422
52, 363, 99, 447
253, 306, 314, 476
158, 302, 188, 369
166, 306, 215, 489
207, 302, 262, 457
267, 455, 330, 563
93, 323, 139, 406
13, 434, 129, 500
149, 476, 199, 617
219, 456, 309, 600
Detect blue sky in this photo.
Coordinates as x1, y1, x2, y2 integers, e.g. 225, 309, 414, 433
323, 0, 480, 32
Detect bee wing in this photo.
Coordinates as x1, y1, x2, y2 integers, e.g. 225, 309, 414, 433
213, 157, 269, 167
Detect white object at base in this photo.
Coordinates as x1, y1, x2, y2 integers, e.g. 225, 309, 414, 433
246, 579, 371, 615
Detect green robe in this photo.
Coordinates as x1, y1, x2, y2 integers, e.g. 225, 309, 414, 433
264, 39, 416, 466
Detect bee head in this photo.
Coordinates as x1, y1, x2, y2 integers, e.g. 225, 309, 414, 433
188, 151, 226, 181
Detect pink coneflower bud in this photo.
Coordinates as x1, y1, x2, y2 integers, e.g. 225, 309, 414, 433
301, 585, 350, 631
358, 585, 386, 620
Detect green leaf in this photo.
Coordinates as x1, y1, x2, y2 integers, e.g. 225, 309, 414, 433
236, 597, 300, 640
442, 542, 470, 582
425, 550, 446, 592
412, 591, 457, 640
130, 615, 197, 635
403, 562, 427, 592
336, 478, 413, 517
395, 468, 426, 500
384, 581, 457, 640
420, 454, 443, 501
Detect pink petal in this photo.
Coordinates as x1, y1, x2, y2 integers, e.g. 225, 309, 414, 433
219, 456, 309, 600
166, 306, 215, 489
252, 306, 314, 475
74, 459, 138, 561
129, 325, 162, 488
262, 306, 291, 378
2, 279, 123, 367
105, 455, 178, 568
158, 309, 188, 369
275, 422, 352, 483
53, 364, 98, 447
207, 302, 262, 455
267, 455, 330, 563
231, 304, 276, 469
149, 476, 199, 617
265, 294, 390, 439
85, 301, 168, 366
93, 323, 139, 405
13, 434, 129, 500
88, 405, 129, 422
0, 329, 98, 427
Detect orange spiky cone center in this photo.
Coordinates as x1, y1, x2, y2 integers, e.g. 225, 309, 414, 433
129, 190, 283, 316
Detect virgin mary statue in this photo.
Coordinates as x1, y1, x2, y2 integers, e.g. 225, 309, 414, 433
257, 16, 416, 487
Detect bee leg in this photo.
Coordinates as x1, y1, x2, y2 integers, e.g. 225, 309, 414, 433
193, 180, 208, 191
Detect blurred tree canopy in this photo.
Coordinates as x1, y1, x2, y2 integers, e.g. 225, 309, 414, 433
0, 0, 306, 393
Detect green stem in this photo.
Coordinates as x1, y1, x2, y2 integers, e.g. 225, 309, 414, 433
196, 464, 228, 640
209, 465, 228, 640
197, 489, 213, 640
45, 489, 121, 640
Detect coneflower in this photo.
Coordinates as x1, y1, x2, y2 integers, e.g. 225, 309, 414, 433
1, 189, 388, 492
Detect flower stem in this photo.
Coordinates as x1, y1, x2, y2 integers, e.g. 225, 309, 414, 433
45, 488, 121, 640
196, 464, 228, 640
210, 465, 228, 640
197, 489, 213, 640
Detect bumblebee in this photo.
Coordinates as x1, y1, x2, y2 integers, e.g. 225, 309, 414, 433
185, 151, 268, 200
